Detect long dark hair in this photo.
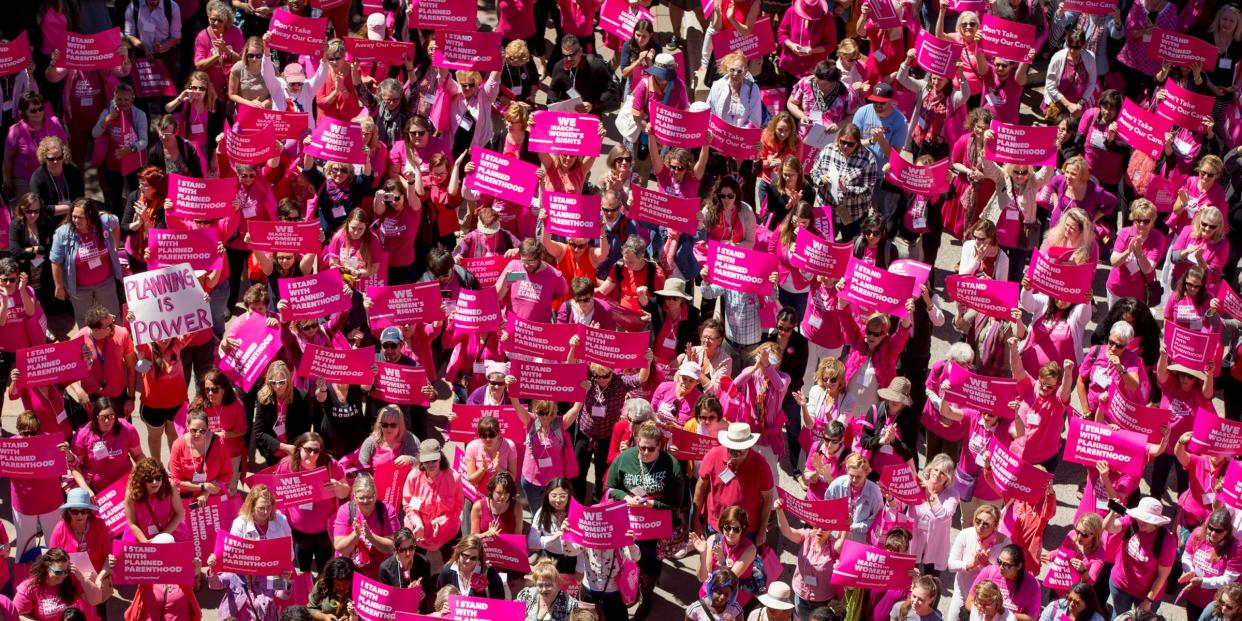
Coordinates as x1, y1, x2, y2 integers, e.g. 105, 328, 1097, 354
998, 544, 1027, 594
192, 369, 240, 410
89, 397, 122, 436
30, 548, 81, 606
535, 478, 573, 533
1090, 297, 1162, 367
1066, 583, 1104, 621
289, 432, 331, 472
311, 558, 355, 606
1193, 509, 1237, 560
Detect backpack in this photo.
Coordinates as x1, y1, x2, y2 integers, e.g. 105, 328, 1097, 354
132, 0, 174, 28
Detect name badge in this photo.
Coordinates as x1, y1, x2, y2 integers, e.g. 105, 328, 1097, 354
332, 206, 346, 219
802, 574, 818, 587
538, 457, 553, 468
88, 258, 103, 269
191, 123, 205, 135
591, 405, 605, 419
192, 472, 207, 484
719, 468, 736, 484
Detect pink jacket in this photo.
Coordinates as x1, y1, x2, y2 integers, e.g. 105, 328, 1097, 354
401, 467, 464, 551
730, 364, 791, 456
841, 317, 910, 391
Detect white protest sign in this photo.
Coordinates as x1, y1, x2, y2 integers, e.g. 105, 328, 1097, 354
123, 263, 212, 345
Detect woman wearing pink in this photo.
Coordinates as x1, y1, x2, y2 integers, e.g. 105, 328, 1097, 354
1164, 266, 1223, 332
1040, 514, 1107, 593
774, 495, 839, 619
373, 177, 421, 285
9, 412, 71, 559
510, 396, 578, 511
1167, 206, 1229, 290
122, 458, 188, 543
911, 454, 960, 573
1174, 431, 1231, 534
1076, 322, 1147, 417
1166, 156, 1228, 234
1152, 350, 1214, 494
1179, 509, 1242, 621
69, 398, 143, 493
939, 8, 986, 98
837, 300, 914, 418
731, 342, 792, 466
276, 432, 351, 573
1106, 200, 1166, 306
48, 489, 115, 577
1017, 280, 1090, 376
802, 420, 846, 500
192, 1, 245, 103
1007, 336, 1074, 471
4, 93, 67, 198
777, 0, 835, 80
333, 475, 400, 579
402, 439, 464, 559
650, 139, 709, 199
946, 506, 1008, 621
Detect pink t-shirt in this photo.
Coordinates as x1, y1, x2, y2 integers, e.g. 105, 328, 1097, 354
793, 530, 837, 601
14, 577, 94, 621
124, 494, 186, 542
0, 287, 36, 352
497, 0, 536, 40
1111, 515, 1177, 599
331, 500, 400, 566
401, 467, 464, 550
40, 8, 68, 55
498, 262, 568, 323
18, 387, 72, 440
1159, 379, 1209, 455
462, 438, 519, 493
970, 565, 1041, 619
1164, 295, 1213, 332
4, 118, 69, 182
74, 233, 114, 287
1009, 377, 1066, 465
1078, 347, 1145, 414
1181, 536, 1242, 606
1106, 226, 1167, 299
520, 424, 572, 486
375, 203, 420, 268
72, 418, 140, 490
275, 458, 345, 534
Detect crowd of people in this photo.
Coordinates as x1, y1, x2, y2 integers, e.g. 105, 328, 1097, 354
0, 0, 1241, 620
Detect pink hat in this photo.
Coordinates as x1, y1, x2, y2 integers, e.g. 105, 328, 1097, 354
282, 63, 306, 84
795, 0, 830, 20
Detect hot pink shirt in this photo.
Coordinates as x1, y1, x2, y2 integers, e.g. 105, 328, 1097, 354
1106, 226, 1167, 299
401, 467, 464, 550
0, 287, 37, 352
40, 8, 68, 55
462, 438, 519, 492
14, 577, 95, 621
5, 118, 69, 182
1009, 377, 1066, 465
498, 262, 569, 323
73, 233, 114, 287
1181, 536, 1242, 607
275, 458, 346, 534
1111, 515, 1177, 600
72, 418, 140, 490
375, 203, 421, 268
9, 433, 63, 516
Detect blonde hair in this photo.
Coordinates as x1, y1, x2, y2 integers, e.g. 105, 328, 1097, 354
370, 405, 406, 440
256, 361, 292, 405
37, 136, 70, 164
1193, 206, 1225, 243
504, 39, 532, 65
972, 579, 1003, 608
457, 71, 482, 87
527, 558, 559, 584
715, 51, 749, 75
815, 357, 844, 387
1209, 4, 1242, 41
837, 38, 859, 58
920, 453, 956, 483
503, 102, 529, 128
1129, 199, 1156, 220
241, 484, 275, 520
1041, 207, 1096, 265
844, 452, 870, 470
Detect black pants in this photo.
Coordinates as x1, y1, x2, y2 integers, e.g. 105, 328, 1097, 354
225, 246, 249, 309
572, 428, 610, 504
292, 528, 334, 573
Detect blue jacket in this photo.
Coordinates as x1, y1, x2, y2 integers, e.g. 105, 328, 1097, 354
49, 214, 121, 295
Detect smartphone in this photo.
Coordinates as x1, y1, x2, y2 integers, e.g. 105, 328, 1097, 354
504, 271, 526, 283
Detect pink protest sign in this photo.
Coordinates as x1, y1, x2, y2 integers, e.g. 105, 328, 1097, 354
131, 57, 177, 98
1150, 29, 1219, 69
148, 228, 223, 271
213, 532, 294, 576
58, 29, 124, 70
879, 462, 925, 505
433, 30, 503, 72
308, 0, 349, 9
465, 146, 539, 206
297, 344, 377, 385
564, 499, 635, 549
353, 573, 424, 621
1042, 547, 1079, 592
628, 507, 674, 540
649, 101, 709, 149
459, 255, 509, 288
945, 275, 1020, 321
448, 595, 527, 621
889, 259, 932, 297
1145, 175, 1179, 212
886, 152, 951, 195
367, 282, 445, 329
986, 439, 1052, 504
373, 362, 430, 406
710, 17, 777, 59
1189, 411, 1242, 458
268, 9, 327, 56
777, 488, 850, 530
790, 229, 851, 279
218, 315, 279, 392
1163, 323, 1221, 373
344, 37, 415, 66
505, 315, 576, 361
111, 541, 197, 585
599, 0, 657, 40
17, 337, 89, 389
372, 461, 412, 508
831, 541, 918, 589
245, 467, 335, 509
544, 192, 602, 239
840, 258, 915, 316
447, 405, 525, 446
225, 125, 279, 165
529, 111, 603, 157
0, 433, 68, 479
986, 121, 1058, 167
1102, 385, 1171, 443
708, 115, 762, 158
948, 0, 988, 10
247, 220, 321, 255
915, 33, 963, 77
1221, 461, 1242, 509
0, 32, 32, 77
409, 0, 477, 29
1064, 417, 1147, 477
305, 117, 365, 165
706, 242, 778, 296
449, 288, 501, 333
511, 359, 588, 402
1218, 282, 1242, 321
980, 15, 1035, 63
1061, 0, 1115, 14
629, 184, 699, 235
184, 493, 242, 560
666, 425, 720, 461
279, 269, 351, 321
481, 534, 531, 573
1025, 250, 1094, 303
580, 326, 651, 369
1117, 99, 1174, 160
169, 174, 237, 220
93, 478, 130, 536
864, 0, 902, 28
943, 363, 1019, 419
1157, 80, 1214, 134
236, 106, 312, 141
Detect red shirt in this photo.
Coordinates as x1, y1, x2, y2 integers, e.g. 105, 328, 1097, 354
168, 435, 233, 493
697, 445, 774, 534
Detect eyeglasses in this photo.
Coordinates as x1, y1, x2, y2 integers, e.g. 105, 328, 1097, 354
302, 446, 322, 454
998, 560, 1020, 569
615, 157, 633, 164
488, 380, 506, 387
722, 525, 744, 534
718, 192, 736, 199
44, 155, 64, 162
702, 334, 722, 342
864, 229, 882, 237
1132, 218, 1152, 225
478, 432, 498, 439
188, 428, 209, 435
866, 329, 886, 338
397, 546, 417, 554
69, 509, 92, 515
459, 553, 480, 562
1107, 339, 1125, 348
246, 53, 262, 60
838, 140, 859, 148
204, 386, 222, 394
97, 411, 116, 420
381, 422, 399, 429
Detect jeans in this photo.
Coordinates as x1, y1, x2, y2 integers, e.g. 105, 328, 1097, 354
1109, 578, 1144, 619
795, 594, 831, 621
572, 429, 610, 504
522, 480, 547, 517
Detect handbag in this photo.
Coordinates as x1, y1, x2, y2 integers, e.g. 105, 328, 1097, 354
617, 551, 640, 605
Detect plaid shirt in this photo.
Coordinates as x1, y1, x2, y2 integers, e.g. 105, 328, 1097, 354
809, 143, 879, 226
701, 284, 772, 347
579, 374, 642, 439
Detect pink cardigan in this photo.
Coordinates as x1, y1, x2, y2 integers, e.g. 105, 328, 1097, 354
841, 316, 910, 391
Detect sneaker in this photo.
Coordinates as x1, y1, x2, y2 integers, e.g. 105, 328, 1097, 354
673, 543, 693, 559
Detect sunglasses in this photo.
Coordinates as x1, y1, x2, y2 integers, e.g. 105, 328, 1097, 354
145, 474, 165, 483
699, 415, 720, 422
1207, 525, 1228, 534
602, 206, 621, 213
638, 445, 659, 453
1132, 218, 1152, 225
667, 164, 687, 172
592, 373, 613, 379
459, 553, 479, 562
204, 386, 222, 393
397, 546, 417, 554
839, 140, 859, 148
381, 422, 399, 429
615, 156, 633, 163
0, 278, 15, 284
246, 53, 263, 60
1201, 223, 1219, 230
69, 508, 92, 515
722, 525, 744, 534
267, 379, 288, 386
974, 519, 995, 528
866, 330, 886, 338
45, 155, 64, 162
302, 446, 322, 454
998, 560, 1020, 569
777, 325, 795, 333
1107, 339, 1125, 348
409, 130, 428, 137
864, 229, 882, 237
718, 192, 736, 199
478, 432, 498, 440
381, 342, 400, 350
823, 436, 843, 444
488, 380, 506, 387
537, 410, 556, 417
49, 567, 69, 576
574, 296, 593, 304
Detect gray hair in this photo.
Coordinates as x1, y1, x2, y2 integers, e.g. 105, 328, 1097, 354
947, 342, 974, 365
378, 79, 404, 99
205, 0, 232, 21
624, 398, 654, 423
621, 234, 647, 257
1109, 321, 1135, 342
352, 474, 377, 497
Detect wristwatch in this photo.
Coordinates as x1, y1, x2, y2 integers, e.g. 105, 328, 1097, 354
200, 483, 206, 493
